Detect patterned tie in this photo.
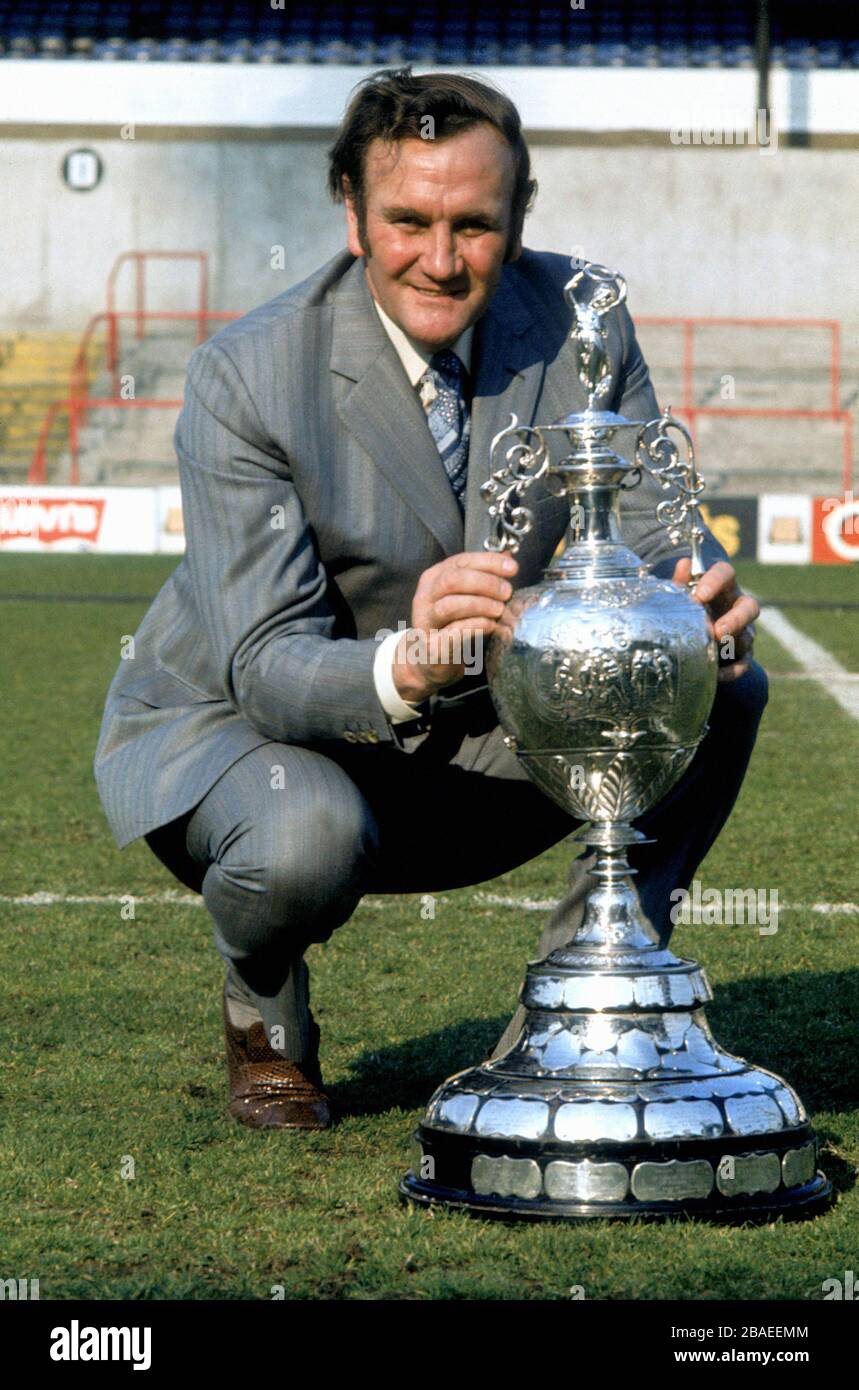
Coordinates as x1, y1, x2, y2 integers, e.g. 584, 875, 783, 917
418, 349, 470, 512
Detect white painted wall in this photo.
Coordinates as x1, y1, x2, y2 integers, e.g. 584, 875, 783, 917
2, 61, 856, 136
0, 62, 855, 331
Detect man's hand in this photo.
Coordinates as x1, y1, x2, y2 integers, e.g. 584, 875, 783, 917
393, 551, 519, 703
671, 557, 758, 683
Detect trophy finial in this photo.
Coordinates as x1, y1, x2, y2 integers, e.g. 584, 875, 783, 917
564, 262, 628, 410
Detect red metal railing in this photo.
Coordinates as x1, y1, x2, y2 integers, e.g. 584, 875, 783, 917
30, 294, 853, 491
29, 245, 241, 483
29, 311, 241, 484
637, 315, 852, 492
32, 398, 183, 486
105, 250, 210, 351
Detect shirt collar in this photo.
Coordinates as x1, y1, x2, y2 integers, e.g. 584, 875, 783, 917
372, 294, 474, 387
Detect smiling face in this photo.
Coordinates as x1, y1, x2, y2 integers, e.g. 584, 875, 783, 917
344, 122, 521, 353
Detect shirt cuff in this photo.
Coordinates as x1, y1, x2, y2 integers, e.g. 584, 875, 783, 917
373, 629, 425, 723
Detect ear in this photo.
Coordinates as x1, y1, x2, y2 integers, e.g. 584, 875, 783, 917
505, 233, 523, 264
342, 177, 365, 259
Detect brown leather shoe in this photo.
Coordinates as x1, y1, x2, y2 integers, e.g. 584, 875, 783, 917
223, 987, 331, 1130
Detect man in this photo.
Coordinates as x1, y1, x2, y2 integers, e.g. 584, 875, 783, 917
93, 68, 765, 1131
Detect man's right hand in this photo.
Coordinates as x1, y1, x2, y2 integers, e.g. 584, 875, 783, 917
392, 551, 519, 704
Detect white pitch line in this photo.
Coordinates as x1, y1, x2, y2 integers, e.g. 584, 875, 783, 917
0, 890, 201, 906
756, 604, 859, 723
473, 892, 858, 915
0, 891, 856, 915
7, 609, 853, 921
770, 671, 859, 683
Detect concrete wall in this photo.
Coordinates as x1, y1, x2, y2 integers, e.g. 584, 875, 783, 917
0, 132, 856, 334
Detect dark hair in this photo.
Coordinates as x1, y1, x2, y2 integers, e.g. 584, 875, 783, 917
327, 67, 537, 256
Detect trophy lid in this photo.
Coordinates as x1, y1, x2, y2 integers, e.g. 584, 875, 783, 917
549, 408, 643, 433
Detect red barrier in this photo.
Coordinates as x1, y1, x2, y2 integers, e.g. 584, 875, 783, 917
106, 250, 210, 355
30, 250, 237, 489
30, 296, 851, 490
637, 315, 842, 415
684, 406, 854, 495
637, 315, 851, 491
32, 398, 184, 486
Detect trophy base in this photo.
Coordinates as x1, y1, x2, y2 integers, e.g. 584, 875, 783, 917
400, 1119, 832, 1224
399, 945, 834, 1223
399, 1164, 832, 1225
400, 837, 832, 1226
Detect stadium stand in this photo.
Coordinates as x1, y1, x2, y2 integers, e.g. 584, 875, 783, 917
1, 4, 855, 495
0, 1, 857, 68
0, 332, 95, 482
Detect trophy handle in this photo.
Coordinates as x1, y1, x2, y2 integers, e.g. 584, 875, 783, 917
481, 414, 549, 553
635, 406, 707, 589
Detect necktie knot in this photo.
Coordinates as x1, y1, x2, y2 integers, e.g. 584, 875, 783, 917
428, 349, 464, 392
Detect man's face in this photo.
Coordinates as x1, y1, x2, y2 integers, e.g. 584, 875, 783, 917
344, 122, 521, 352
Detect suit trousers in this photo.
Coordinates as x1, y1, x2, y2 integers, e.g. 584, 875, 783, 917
144, 660, 769, 1065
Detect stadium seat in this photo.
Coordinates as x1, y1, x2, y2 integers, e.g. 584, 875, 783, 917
0, 0, 852, 70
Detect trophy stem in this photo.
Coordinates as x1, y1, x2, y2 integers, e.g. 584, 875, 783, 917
548, 826, 661, 957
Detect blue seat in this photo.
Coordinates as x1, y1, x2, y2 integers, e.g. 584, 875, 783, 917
534, 42, 566, 66
375, 38, 409, 61
192, 41, 225, 62
782, 40, 817, 69
318, 41, 357, 64
501, 41, 533, 64
472, 41, 501, 63
660, 42, 692, 67
436, 43, 469, 64
128, 39, 162, 60
278, 39, 312, 62
593, 41, 629, 66
222, 39, 253, 62
721, 41, 754, 68
626, 40, 661, 67
92, 39, 127, 59
815, 40, 843, 68
254, 39, 284, 58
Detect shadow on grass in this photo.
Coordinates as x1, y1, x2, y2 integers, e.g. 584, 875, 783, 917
329, 1013, 510, 1117
331, 968, 859, 1196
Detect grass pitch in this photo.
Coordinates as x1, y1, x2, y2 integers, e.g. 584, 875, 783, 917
0, 555, 857, 1300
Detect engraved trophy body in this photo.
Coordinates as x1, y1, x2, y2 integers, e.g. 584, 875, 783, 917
400, 265, 830, 1221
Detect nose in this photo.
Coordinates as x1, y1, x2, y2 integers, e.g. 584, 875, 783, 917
420, 223, 462, 282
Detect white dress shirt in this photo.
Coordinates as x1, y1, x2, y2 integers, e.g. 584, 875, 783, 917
370, 295, 475, 723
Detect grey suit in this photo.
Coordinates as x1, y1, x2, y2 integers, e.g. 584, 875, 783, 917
93, 248, 727, 850
93, 248, 766, 1064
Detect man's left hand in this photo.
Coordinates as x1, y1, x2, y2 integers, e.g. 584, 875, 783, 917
671, 558, 759, 684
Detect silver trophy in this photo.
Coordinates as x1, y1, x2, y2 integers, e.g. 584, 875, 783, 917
400, 264, 830, 1221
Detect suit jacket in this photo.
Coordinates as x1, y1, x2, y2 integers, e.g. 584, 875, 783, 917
93, 248, 728, 849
